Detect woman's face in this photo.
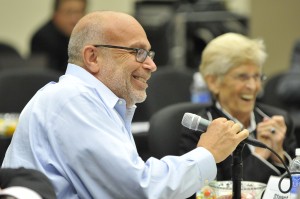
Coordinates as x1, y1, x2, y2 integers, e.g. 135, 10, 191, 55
214, 64, 263, 118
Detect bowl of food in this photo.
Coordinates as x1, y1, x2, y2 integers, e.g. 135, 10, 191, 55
0, 113, 19, 137
207, 181, 266, 199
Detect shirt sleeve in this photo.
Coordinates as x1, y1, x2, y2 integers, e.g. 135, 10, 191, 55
47, 94, 217, 199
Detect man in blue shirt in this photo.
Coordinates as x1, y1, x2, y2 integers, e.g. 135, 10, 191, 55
2, 11, 249, 199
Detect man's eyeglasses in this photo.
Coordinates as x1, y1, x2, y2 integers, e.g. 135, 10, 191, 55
93, 45, 155, 63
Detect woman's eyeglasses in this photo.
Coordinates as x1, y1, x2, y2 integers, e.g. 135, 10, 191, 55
231, 73, 267, 83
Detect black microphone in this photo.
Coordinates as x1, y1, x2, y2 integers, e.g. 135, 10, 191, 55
181, 112, 267, 148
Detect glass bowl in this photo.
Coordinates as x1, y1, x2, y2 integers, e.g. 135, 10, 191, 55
208, 180, 266, 199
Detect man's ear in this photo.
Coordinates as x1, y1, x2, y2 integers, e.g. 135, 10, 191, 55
82, 46, 100, 74
205, 75, 220, 96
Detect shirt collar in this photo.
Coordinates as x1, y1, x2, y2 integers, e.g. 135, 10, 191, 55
215, 101, 256, 132
65, 63, 119, 109
64, 63, 137, 131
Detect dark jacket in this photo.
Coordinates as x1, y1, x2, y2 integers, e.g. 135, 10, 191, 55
31, 20, 69, 73
180, 102, 297, 184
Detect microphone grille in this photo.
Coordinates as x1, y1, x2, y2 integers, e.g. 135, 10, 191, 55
182, 113, 201, 131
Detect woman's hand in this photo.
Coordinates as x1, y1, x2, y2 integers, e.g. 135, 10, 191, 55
255, 115, 286, 162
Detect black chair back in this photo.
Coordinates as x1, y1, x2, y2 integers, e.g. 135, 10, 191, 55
134, 68, 194, 122
0, 68, 61, 113
258, 73, 289, 110
148, 102, 209, 159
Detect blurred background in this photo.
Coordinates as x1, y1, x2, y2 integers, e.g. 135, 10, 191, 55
0, 0, 299, 77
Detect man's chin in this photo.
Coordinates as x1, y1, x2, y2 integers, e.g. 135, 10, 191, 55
133, 93, 147, 104
135, 97, 146, 104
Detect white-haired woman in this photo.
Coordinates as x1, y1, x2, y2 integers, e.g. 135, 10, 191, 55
180, 32, 297, 185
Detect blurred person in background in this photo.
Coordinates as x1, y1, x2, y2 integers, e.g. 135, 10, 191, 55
180, 33, 297, 198
30, 0, 87, 73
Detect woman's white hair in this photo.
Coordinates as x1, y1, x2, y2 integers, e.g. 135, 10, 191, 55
200, 32, 267, 77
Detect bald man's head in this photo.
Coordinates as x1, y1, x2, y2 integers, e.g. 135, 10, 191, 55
68, 11, 148, 65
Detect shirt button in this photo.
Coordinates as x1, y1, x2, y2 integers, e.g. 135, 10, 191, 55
205, 179, 209, 184
118, 100, 123, 105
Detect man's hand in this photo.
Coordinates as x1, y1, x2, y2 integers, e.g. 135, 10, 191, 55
197, 118, 249, 163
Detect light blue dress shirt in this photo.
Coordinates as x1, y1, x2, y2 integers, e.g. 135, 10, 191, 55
2, 64, 217, 199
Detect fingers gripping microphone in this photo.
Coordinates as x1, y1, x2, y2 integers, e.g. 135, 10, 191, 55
181, 112, 266, 148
